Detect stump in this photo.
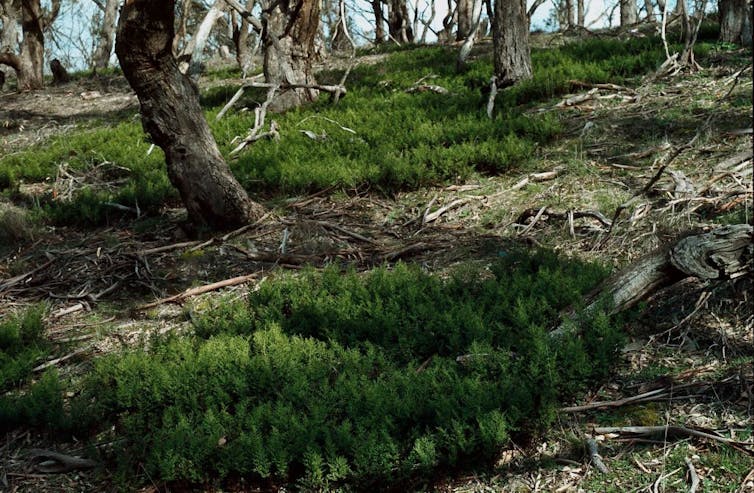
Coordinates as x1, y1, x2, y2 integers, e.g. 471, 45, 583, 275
50, 59, 70, 85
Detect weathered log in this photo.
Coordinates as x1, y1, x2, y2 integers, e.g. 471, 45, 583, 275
552, 224, 752, 337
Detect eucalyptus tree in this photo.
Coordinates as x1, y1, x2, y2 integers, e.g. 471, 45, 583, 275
0, 0, 61, 90
492, 0, 531, 88
91, 0, 119, 70
719, 0, 752, 45
116, 0, 264, 229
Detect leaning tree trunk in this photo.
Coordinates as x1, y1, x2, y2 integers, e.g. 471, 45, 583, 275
492, 0, 532, 88
552, 224, 753, 337
180, 0, 227, 76
116, 0, 263, 230
719, 0, 753, 45
457, 0, 483, 69
262, 0, 321, 112
620, 0, 639, 25
91, 0, 119, 70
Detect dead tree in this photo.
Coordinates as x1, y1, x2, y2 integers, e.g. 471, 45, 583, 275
115, 0, 264, 230
553, 225, 753, 337
49, 58, 69, 85
91, 0, 119, 70
0, 0, 61, 91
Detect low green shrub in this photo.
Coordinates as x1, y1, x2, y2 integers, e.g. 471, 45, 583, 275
0, 36, 707, 226
0, 304, 47, 392
74, 250, 624, 488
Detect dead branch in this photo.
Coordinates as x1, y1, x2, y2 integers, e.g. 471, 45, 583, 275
586, 438, 609, 473
33, 346, 91, 373
27, 449, 98, 474
553, 224, 753, 337
423, 198, 470, 223
685, 457, 700, 493
405, 84, 449, 94
137, 273, 260, 310
594, 426, 754, 454
242, 81, 347, 96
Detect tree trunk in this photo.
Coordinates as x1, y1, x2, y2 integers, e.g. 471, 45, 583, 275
719, 0, 753, 46
620, 0, 638, 25
232, 0, 257, 73
116, 0, 263, 230
492, 0, 532, 88
180, 0, 227, 76
372, 0, 385, 43
553, 224, 753, 337
644, 0, 655, 21
92, 0, 119, 70
577, 0, 586, 26
17, 0, 46, 90
457, 0, 483, 69
262, 0, 321, 112
387, 0, 413, 42
457, 0, 474, 40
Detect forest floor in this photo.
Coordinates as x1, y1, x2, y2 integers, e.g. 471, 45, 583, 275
1, 33, 752, 492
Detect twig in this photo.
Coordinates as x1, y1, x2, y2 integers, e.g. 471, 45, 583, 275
685, 457, 699, 493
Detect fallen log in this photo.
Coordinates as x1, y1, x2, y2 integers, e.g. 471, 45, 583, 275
552, 224, 752, 337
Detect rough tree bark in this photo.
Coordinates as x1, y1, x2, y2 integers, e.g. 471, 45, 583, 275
492, 0, 532, 88
262, 0, 321, 111
116, 0, 263, 230
552, 224, 753, 337
91, 0, 119, 70
0, 0, 60, 91
621, 0, 639, 25
577, 0, 586, 26
719, 0, 753, 45
457, 0, 474, 40
387, 0, 413, 42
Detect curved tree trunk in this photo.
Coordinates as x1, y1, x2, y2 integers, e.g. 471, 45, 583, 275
719, 0, 753, 46
262, 0, 321, 112
92, 0, 119, 70
116, 0, 263, 230
232, 0, 257, 73
492, 0, 532, 88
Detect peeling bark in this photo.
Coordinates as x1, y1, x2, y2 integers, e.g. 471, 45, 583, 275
116, 0, 263, 230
